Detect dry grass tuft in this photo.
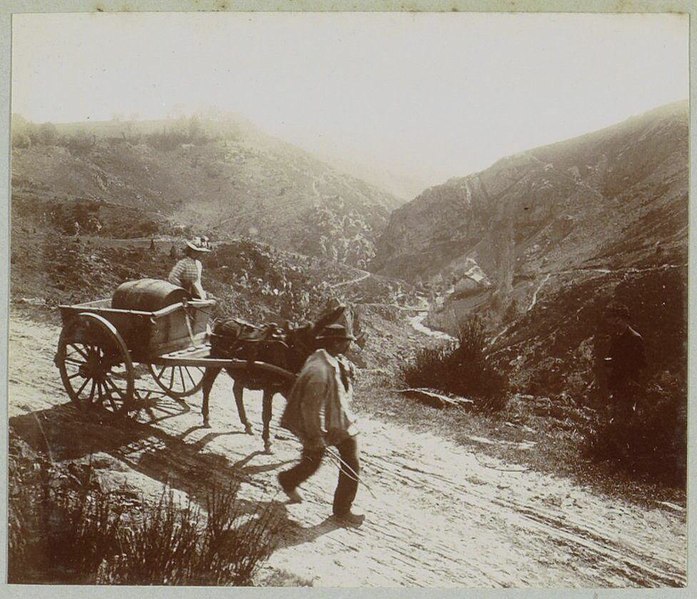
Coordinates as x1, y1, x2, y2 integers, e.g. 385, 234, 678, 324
9, 443, 282, 586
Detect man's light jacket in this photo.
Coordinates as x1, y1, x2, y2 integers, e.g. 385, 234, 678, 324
280, 349, 358, 448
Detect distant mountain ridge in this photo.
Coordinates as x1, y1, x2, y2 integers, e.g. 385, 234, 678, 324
370, 101, 688, 405
11, 114, 401, 268
370, 101, 688, 288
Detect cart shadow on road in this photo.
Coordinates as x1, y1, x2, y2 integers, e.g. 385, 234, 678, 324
9, 400, 294, 511
176, 425, 249, 450
10, 403, 154, 462
10, 400, 346, 565
134, 385, 192, 423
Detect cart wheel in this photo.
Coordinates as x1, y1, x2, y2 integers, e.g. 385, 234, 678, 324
56, 313, 135, 417
147, 364, 205, 399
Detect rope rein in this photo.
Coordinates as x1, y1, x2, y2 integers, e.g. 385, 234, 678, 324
324, 446, 378, 500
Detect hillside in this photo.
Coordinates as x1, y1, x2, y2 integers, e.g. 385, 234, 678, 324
8, 104, 689, 587
370, 101, 688, 430
371, 101, 687, 285
11, 114, 400, 268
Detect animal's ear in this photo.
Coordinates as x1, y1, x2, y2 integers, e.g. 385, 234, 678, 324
313, 305, 345, 334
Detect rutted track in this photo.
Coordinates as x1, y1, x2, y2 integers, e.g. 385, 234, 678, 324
8, 312, 687, 587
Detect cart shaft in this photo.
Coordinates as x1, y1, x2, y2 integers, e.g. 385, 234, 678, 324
149, 356, 296, 381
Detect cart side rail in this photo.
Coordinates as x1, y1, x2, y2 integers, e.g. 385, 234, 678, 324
58, 298, 216, 319
58, 298, 217, 359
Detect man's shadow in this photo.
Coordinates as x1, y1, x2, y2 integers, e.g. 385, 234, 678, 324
244, 499, 342, 551
276, 515, 342, 549
9, 401, 293, 510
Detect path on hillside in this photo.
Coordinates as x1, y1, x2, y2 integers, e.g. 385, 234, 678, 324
329, 270, 371, 289
407, 311, 456, 342
486, 262, 686, 348
8, 313, 687, 588
528, 273, 551, 312
528, 263, 686, 293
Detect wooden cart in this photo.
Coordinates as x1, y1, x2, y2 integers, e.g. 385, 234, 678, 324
54, 297, 295, 417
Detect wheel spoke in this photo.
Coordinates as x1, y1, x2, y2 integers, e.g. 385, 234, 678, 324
88, 379, 97, 404
67, 371, 83, 380
169, 367, 175, 389
64, 358, 86, 367
178, 367, 186, 391
107, 390, 119, 412
97, 380, 116, 410
185, 367, 196, 388
69, 343, 89, 360
75, 376, 92, 398
103, 376, 127, 400
65, 351, 87, 364
154, 365, 166, 382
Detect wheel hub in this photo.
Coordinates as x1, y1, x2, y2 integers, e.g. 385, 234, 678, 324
78, 351, 103, 379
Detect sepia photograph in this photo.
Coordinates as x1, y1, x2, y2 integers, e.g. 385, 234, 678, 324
4, 4, 691, 591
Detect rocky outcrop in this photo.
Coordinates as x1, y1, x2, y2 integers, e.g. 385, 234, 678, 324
370, 101, 688, 300
373, 101, 688, 404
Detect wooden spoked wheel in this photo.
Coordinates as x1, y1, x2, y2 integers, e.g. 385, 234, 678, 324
56, 313, 135, 417
147, 363, 205, 399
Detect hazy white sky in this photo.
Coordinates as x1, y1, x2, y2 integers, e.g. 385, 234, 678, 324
12, 12, 688, 190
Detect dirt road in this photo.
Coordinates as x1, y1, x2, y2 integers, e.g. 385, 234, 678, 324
8, 313, 687, 588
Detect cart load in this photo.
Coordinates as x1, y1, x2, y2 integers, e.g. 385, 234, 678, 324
112, 278, 188, 312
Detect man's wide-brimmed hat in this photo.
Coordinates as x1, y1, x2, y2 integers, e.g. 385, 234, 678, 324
317, 323, 356, 341
186, 236, 212, 253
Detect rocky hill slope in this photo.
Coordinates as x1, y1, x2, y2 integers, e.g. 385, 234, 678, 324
11, 114, 400, 268
371, 101, 687, 287
371, 101, 688, 409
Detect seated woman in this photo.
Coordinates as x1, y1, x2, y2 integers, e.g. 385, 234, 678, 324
168, 236, 211, 299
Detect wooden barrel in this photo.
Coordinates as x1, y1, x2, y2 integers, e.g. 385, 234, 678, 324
111, 279, 188, 312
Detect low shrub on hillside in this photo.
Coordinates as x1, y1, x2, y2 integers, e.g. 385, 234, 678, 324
401, 343, 455, 389
9, 453, 124, 584
207, 240, 366, 324
35, 238, 172, 304
97, 484, 281, 586
9, 448, 282, 585
401, 315, 509, 412
583, 370, 687, 486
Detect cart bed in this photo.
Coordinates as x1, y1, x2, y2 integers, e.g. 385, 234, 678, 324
58, 298, 216, 361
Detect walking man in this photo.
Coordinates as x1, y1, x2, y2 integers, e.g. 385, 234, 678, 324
278, 323, 364, 526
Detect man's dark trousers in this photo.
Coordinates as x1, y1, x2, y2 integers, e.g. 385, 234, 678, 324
278, 436, 359, 516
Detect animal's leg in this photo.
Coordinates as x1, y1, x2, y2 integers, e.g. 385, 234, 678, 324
233, 382, 254, 435
200, 367, 222, 428
262, 390, 274, 454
